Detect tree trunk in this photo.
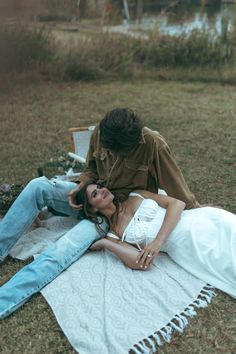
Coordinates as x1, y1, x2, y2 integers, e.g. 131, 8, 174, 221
123, 0, 130, 22
136, 0, 143, 23
79, 0, 87, 18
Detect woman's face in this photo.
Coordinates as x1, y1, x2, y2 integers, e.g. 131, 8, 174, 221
86, 184, 114, 211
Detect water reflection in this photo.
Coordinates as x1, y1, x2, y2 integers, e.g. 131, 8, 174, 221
164, 1, 221, 23
155, 5, 235, 36
106, 3, 236, 37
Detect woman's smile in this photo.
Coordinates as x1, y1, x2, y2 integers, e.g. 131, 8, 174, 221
86, 184, 114, 210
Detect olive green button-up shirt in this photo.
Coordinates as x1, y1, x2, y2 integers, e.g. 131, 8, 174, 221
78, 126, 199, 209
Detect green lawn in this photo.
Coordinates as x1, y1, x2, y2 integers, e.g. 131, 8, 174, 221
0, 79, 236, 354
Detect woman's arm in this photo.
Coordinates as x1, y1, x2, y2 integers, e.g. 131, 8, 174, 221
90, 238, 148, 270
91, 191, 185, 270
133, 190, 186, 268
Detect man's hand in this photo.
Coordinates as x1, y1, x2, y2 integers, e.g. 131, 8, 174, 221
67, 182, 84, 210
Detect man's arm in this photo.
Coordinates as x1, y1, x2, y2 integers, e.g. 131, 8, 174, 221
152, 134, 199, 209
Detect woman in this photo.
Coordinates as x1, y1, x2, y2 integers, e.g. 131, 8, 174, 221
76, 182, 236, 299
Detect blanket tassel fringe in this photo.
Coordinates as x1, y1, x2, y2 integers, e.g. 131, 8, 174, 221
129, 284, 217, 354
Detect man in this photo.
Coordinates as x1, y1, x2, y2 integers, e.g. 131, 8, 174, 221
0, 108, 198, 319
69, 108, 198, 209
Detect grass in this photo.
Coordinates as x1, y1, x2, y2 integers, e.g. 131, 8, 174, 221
0, 79, 236, 354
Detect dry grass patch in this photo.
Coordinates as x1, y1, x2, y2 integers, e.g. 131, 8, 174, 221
0, 79, 236, 354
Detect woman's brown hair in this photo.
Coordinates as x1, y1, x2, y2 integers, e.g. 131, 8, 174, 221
75, 182, 121, 236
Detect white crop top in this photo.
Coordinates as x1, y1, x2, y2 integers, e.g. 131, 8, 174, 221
107, 192, 166, 250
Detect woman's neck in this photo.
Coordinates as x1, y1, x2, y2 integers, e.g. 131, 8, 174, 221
99, 200, 125, 227
109, 201, 128, 229
100, 201, 119, 219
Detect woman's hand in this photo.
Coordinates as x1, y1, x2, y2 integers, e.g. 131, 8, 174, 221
136, 239, 161, 269
89, 239, 105, 252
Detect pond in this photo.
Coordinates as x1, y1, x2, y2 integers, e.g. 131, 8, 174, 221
106, 1, 236, 37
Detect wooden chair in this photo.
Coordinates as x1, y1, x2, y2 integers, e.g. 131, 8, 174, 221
68, 126, 95, 163
37, 125, 95, 223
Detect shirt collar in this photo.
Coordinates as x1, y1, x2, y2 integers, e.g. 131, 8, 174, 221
139, 128, 146, 144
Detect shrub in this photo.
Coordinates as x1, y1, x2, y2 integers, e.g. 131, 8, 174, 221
56, 33, 135, 81
96, 33, 134, 78
58, 36, 105, 81
3, 21, 235, 83
53, 27, 236, 82
142, 30, 235, 68
0, 24, 54, 73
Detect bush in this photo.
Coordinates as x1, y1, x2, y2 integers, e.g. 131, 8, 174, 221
2, 21, 235, 83
58, 37, 105, 81
0, 24, 54, 73
140, 30, 235, 68
56, 33, 135, 81
55, 28, 236, 82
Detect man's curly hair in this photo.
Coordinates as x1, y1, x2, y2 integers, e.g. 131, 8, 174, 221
99, 108, 144, 152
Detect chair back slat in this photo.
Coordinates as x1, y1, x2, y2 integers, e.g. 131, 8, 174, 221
69, 127, 95, 159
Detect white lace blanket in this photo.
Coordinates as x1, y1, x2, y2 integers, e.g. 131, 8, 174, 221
10, 216, 216, 354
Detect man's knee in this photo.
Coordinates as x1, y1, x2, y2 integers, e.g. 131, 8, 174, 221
27, 176, 49, 190
25, 177, 54, 199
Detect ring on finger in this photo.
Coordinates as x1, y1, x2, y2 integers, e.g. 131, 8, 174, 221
147, 254, 152, 258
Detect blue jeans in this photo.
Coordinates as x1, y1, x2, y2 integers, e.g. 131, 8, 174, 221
0, 177, 107, 319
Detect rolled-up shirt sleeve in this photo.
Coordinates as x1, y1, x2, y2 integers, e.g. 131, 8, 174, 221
153, 140, 199, 209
